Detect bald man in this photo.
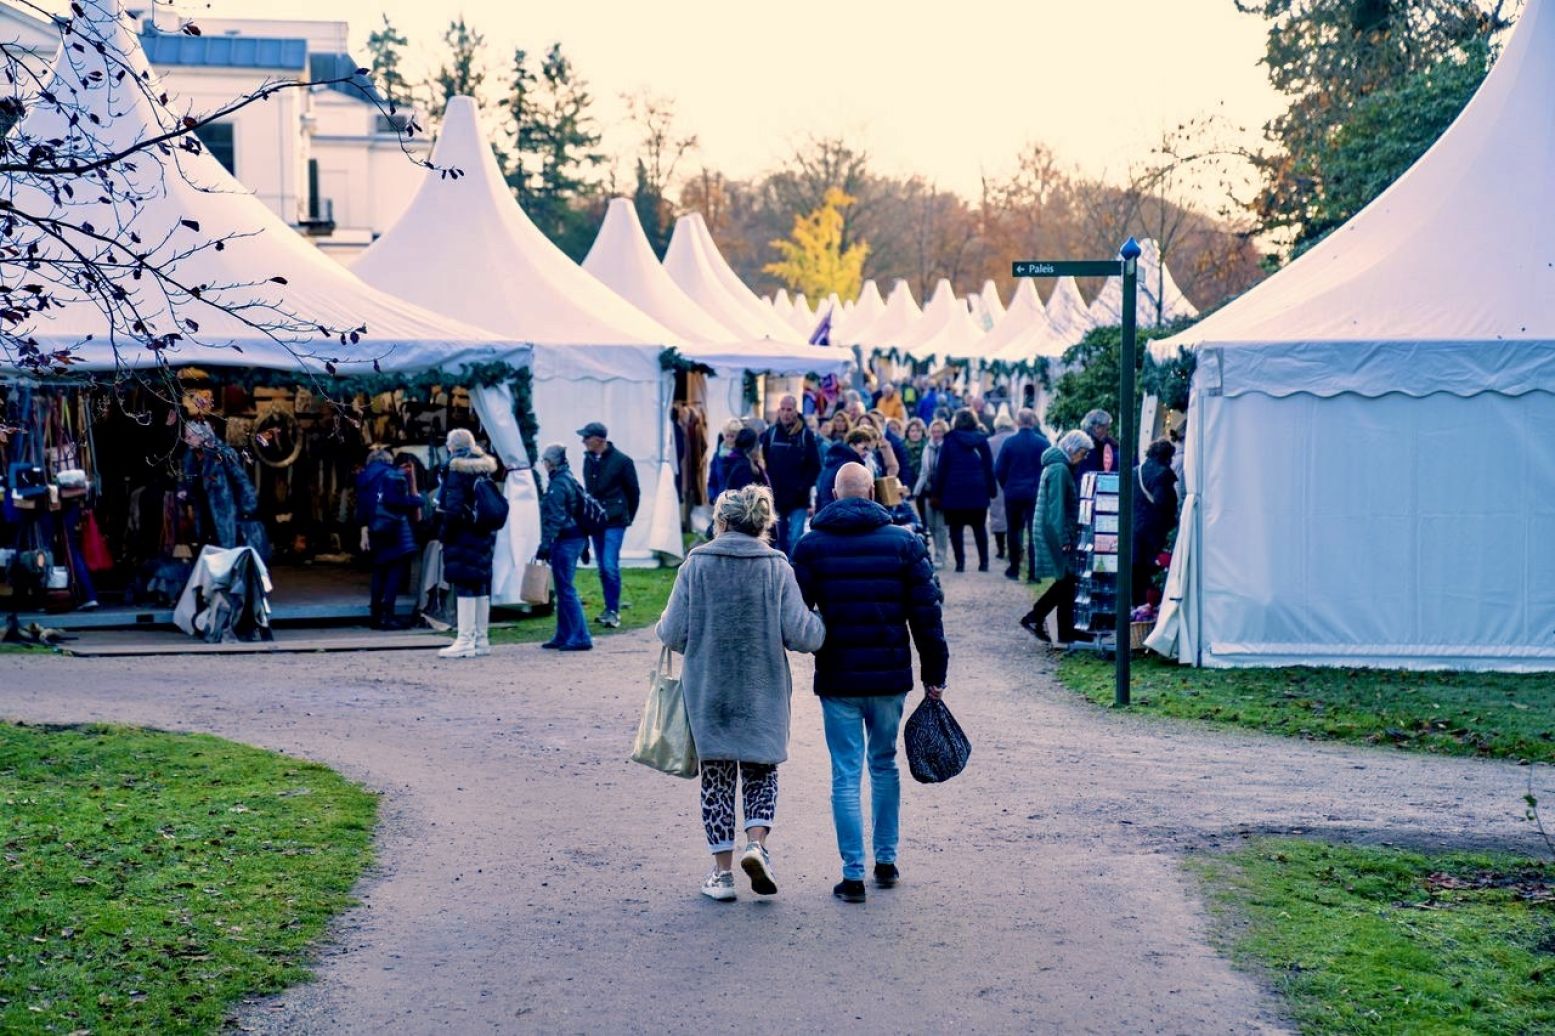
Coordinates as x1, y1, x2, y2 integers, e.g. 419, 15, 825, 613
759, 394, 822, 557
791, 461, 949, 904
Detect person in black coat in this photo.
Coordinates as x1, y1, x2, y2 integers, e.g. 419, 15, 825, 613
718, 427, 768, 494
436, 428, 499, 658
1131, 438, 1180, 606
815, 429, 874, 509
579, 422, 639, 628
930, 408, 997, 572
357, 449, 421, 629
993, 408, 1052, 582
791, 462, 948, 903
760, 394, 823, 556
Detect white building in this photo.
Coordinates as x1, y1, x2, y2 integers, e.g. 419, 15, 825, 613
0, 4, 427, 260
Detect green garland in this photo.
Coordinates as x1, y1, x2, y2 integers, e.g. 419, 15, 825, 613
659, 347, 715, 376
1141, 347, 1197, 412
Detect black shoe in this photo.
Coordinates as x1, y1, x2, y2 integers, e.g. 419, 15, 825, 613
977, 562, 989, 572
1004, 568, 1020, 580
833, 878, 866, 903
1019, 613, 1051, 643
954, 564, 965, 573
873, 862, 899, 888
540, 640, 561, 649
557, 643, 593, 652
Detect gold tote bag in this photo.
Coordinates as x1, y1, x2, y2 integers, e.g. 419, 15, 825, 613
629, 646, 699, 778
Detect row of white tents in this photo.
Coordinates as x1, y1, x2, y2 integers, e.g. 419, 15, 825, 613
767, 236, 1200, 368
10, 0, 849, 607
15, 0, 1553, 672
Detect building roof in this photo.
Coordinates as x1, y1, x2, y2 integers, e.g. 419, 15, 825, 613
309, 52, 384, 105
139, 30, 307, 71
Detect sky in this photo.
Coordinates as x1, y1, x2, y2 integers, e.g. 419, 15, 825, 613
184, 0, 1286, 200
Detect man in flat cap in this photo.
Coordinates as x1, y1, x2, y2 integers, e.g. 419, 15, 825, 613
578, 421, 639, 628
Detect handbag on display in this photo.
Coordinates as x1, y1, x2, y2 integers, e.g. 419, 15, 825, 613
81, 511, 114, 573
8, 462, 47, 500
629, 647, 699, 779
55, 468, 88, 499
519, 556, 552, 605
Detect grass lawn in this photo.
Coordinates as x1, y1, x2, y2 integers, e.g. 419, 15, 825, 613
488, 564, 680, 645
0, 722, 377, 1034
1193, 838, 1555, 1034
1056, 654, 1555, 763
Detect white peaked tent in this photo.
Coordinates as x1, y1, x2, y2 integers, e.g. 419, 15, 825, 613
582, 199, 736, 344
835, 279, 886, 344
690, 214, 802, 340
979, 280, 1007, 330
581, 198, 847, 437
986, 280, 1064, 362
894, 280, 962, 353
771, 289, 795, 323
852, 279, 922, 349
667, 214, 798, 341
664, 220, 790, 341
1146, 0, 1555, 672
10, 0, 514, 379
1089, 239, 1200, 328
1044, 276, 1095, 344
355, 97, 687, 596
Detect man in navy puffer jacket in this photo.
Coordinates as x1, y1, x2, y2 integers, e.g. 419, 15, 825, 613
792, 462, 949, 904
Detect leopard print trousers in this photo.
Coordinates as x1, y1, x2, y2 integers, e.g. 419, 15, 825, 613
699, 760, 778, 853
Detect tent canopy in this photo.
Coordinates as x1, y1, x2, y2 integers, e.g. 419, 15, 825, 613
9, 1, 514, 377
1151, 0, 1555, 398
1043, 276, 1095, 345
1090, 239, 1199, 330
986, 279, 1065, 361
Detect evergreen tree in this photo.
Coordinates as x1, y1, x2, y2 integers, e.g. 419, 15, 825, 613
365, 15, 410, 106
503, 43, 606, 259
1240, 0, 1509, 251
432, 17, 489, 107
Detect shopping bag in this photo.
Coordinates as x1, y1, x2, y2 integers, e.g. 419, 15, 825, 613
903, 695, 971, 784
629, 647, 699, 778
81, 511, 114, 573
519, 557, 552, 605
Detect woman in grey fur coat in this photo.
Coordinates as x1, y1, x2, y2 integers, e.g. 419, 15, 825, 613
655, 484, 826, 902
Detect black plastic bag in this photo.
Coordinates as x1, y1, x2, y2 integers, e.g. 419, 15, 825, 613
903, 696, 970, 784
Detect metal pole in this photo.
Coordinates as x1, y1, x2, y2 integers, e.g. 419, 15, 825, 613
1116, 237, 1141, 706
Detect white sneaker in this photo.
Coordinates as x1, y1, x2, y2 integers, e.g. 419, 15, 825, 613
598, 610, 621, 629
700, 868, 737, 902
739, 841, 777, 896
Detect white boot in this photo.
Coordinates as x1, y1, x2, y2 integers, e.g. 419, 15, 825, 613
473, 596, 492, 656
439, 597, 479, 658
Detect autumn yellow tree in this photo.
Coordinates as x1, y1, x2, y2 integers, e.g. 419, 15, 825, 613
764, 187, 869, 301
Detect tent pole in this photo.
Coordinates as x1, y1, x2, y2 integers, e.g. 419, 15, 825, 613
1116, 237, 1142, 707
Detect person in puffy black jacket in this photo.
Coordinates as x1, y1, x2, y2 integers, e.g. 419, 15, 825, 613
931, 409, 997, 572
815, 429, 873, 509
1131, 438, 1180, 606
580, 422, 639, 629
538, 443, 592, 652
357, 449, 421, 629
717, 427, 768, 495
436, 428, 499, 658
791, 462, 949, 904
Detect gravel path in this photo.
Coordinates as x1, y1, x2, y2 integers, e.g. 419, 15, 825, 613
3, 569, 1548, 1034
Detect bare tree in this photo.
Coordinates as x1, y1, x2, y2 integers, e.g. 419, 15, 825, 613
0, 0, 441, 402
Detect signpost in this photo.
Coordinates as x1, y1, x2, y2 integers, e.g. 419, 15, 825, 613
1012, 238, 1142, 706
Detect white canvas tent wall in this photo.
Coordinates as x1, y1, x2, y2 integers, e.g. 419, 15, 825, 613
837, 280, 886, 343
685, 213, 800, 341
582, 198, 848, 438
1146, 0, 1555, 672
664, 220, 790, 342
789, 293, 815, 333
1089, 239, 1200, 328
354, 97, 686, 596
984, 280, 1067, 428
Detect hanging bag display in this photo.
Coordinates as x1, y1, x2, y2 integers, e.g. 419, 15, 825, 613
629, 647, 699, 779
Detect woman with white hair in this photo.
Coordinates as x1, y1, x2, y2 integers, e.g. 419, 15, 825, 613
987, 410, 1017, 562
436, 428, 499, 658
1021, 429, 1094, 645
655, 484, 826, 902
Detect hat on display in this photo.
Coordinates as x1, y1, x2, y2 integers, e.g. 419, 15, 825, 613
577, 421, 608, 439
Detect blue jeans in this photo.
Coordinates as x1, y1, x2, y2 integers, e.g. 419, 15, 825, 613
590, 525, 626, 613
820, 694, 907, 880
777, 506, 808, 557
550, 536, 592, 648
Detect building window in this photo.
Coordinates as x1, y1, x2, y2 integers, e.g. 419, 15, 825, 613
374, 112, 409, 135
194, 121, 236, 175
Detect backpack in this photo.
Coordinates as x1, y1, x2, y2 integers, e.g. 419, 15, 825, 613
469, 475, 510, 533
